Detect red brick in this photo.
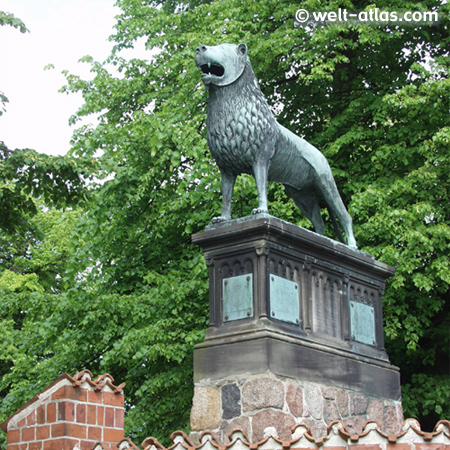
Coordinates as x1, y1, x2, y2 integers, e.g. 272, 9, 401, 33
58, 402, 74, 421
17, 418, 26, 428
387, 445, 410, 450
87, 391, 103, 404
22, 428, 35, 442
80, 441, 97, 450
86, 405, 96, 425
37, 405, 46, 424
350, 446, 382, 450
26, 411, 36, 426
65, 423, 87, 440
52, 423, 65, 438
104, 407, 114, 427
88, 426, 102, 441
52, 423, 86, 439
6, 445, 22, 450
416, 446, 449, 450
115, 408, 124, 429
51, 386, 87, 402
76, 404, 86, 423
7, 444, 27, 450
47, 403, 56, 423
44, 438, 78, 450
29, 441, 43, 450
103, 428, 124, 443
102, 392, 123, 407
7, 430, 20, 444
36, 425, 50, 440
97, 406, 104, 426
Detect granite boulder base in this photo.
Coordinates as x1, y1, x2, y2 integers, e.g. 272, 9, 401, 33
191, 215, 403, 443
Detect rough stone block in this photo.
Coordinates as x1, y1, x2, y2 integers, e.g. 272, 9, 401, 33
300, 418, 327, 439
251, 409, 295, 442
322, 387, 337, 401
350, 394, 368, 416
222, 383, 241, 420
242, 378, 284, 412
385, 404, 403, 435
336, 391, 349, 418
324, 399, 340, 422
345, 416, 366, 435
190, 387, 221, 431
304, 385, 323, 420
367, 399, 384, 424
286, 383, 303, 417
221, 416, 251, 443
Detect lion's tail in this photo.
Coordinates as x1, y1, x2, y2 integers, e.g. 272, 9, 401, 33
327, 206, 346, 245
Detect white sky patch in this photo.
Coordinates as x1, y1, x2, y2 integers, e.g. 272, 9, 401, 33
0, 0, 121, 156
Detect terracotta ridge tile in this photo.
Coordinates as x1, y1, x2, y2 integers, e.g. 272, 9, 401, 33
72, 370, 125, 393
257, 434, 284, 446
199, 431, 221, 447
139, 419, 450, 450
171, 431, 195, 446
142, 437, 167, 450
90, 441, 108, 450
387, 435, 398, 444
227, 429, 250, 444
291, 423, 315, 443
253, 435, 270, 447
117, 438, 141, 450
434, 420, 450, 437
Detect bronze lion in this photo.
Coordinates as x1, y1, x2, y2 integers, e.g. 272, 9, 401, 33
195, 43, 357, 249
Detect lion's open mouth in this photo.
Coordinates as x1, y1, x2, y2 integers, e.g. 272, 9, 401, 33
200, 63, 225, 77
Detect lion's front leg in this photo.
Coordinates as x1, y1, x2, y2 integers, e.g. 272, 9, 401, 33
211, 171, 236, 224
252, 159, 270, 215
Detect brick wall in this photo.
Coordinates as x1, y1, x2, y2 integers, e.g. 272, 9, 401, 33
1, 371, 125, 450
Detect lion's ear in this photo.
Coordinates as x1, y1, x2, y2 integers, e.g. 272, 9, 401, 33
237, 43, 247, 56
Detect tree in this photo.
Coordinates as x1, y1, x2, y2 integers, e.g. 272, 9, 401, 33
1, 0, 449, 446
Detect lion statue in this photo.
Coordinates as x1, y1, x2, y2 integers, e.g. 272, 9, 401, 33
195, 43, 357, 249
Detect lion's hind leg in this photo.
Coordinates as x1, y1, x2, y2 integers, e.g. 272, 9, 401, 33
315, 175, 357, 249
284, 185, 325, 235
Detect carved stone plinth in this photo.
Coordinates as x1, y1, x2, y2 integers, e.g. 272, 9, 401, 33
191, 215, 403, 443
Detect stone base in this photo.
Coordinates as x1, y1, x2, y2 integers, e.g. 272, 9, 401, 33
190, 373, 403, 445
191, 216, 403, 444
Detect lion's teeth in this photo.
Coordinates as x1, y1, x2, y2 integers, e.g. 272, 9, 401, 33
208, 62, 211, 68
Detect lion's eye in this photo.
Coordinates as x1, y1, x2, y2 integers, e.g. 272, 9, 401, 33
201, 63, 224, 77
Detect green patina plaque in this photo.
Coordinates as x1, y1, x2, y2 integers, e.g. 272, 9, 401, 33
223, 274, 253, 322
350, 301, 376, 346
269, 275, 300, 324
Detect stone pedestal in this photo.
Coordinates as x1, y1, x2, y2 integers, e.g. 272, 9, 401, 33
191, 215, 403, 443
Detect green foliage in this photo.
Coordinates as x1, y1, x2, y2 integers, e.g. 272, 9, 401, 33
0, 146, 97, 234
1, 0, 450, 446
0, 11, 28, 117
0, 11, 28, 33
402, 374, 450, 423
0, 258, 208, 444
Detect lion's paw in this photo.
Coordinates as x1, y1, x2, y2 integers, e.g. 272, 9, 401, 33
251, 208, 269, 216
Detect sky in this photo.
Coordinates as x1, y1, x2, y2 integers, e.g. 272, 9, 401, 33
0, 0, 129, 156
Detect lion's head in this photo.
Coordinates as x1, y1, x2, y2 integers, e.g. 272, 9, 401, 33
195, 43, 248, 89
